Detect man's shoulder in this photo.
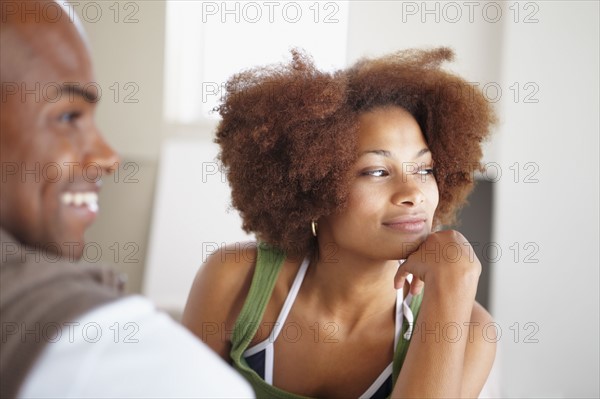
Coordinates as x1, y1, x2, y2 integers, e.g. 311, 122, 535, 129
18, 295, 255, 398
0, 228, 123, 298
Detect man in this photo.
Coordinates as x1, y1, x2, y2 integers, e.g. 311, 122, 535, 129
0, 1, 253, 397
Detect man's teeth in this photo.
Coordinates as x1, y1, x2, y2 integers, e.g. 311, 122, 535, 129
61, 192, 99, 212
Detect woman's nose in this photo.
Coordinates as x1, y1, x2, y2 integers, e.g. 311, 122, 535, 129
390, 176, 425, 207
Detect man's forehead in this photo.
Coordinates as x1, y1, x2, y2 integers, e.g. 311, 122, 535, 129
55, 0, 90, 48
0, 2, 93, 84
1, 0, 77, 26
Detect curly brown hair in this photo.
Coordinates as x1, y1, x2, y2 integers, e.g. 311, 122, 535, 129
215, 48, 495, 256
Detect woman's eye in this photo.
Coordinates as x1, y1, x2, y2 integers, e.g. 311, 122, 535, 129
364, 169, 389, 177
58, 111, 82, 124
416, 168, 435, 176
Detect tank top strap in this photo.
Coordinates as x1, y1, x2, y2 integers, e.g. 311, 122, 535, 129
391, 285, 424, 387
268, 255, 310, 342
231, 242, 286, 365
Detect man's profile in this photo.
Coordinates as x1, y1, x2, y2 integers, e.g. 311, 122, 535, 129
0, 1, 253, 397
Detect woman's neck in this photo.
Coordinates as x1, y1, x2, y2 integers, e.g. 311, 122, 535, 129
301, 245, 400, 329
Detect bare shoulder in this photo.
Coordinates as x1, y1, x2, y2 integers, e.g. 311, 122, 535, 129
182, 241, 258, 361
462, 301, 497, 397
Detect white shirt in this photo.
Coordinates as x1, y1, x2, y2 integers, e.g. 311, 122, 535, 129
18, 296, 254, 398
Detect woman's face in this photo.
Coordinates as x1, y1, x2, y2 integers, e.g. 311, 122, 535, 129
320, 106, 439, 261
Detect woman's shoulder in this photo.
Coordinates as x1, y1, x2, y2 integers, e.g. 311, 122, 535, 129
194, 241, 259, 298
182, 241, 259, 359
182, 241, 307, 358
204, 241, 259, 279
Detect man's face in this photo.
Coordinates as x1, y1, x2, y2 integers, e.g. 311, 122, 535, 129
0, 17, 119, 260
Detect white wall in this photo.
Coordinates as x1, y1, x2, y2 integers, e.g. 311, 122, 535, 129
142, 137, 252, 313
492, 2, 599, 396
345, 0, 504, 173
81, 1, 166, 292
82, 0, 166, 160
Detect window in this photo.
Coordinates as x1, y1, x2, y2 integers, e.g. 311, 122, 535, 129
164, 1, 349, 125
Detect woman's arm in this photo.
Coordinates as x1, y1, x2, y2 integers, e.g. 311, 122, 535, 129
182, 243, 257, 361
392, 230, 496, 398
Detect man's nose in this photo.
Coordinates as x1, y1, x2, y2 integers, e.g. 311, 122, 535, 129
84, 132, 121, 175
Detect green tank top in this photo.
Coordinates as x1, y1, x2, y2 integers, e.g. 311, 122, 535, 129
230, 243, 423, 398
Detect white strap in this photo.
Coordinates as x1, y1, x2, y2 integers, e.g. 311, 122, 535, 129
243, 257, 310, 357
264, 343, 274, 384
268, 256, 310, 343
394, 288, 403, 349
358, 363, 393, 399
264, 257, 310, 385
394, 266, 415, 344
363, 278, 413, 399
402, 274, 415, 341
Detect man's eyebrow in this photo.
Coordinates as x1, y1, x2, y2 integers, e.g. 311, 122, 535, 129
359, 148, 431, 158
61, 84, 99, 103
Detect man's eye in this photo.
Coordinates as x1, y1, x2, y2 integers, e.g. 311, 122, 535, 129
58, 111, 82, 123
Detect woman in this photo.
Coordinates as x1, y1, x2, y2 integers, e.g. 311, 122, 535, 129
183, 48, 496, 398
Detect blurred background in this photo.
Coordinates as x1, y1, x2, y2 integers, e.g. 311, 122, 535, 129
78, 1, 598, 397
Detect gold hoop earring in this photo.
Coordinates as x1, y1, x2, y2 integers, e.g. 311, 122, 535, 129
311, 220, 318, 237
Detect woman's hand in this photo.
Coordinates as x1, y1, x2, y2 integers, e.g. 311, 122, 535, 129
394, 229, 482, 295
392, 230, 493, 398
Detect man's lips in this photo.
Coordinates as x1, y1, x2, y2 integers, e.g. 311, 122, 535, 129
61, 191, 99, 212
60, 181, 101, 214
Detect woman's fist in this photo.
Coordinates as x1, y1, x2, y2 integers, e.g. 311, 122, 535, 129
394, 230, 482, 295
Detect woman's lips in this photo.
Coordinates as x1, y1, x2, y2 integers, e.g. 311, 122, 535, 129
382, 215, 427, 233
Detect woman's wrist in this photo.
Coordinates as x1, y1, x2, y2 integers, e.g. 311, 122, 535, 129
422, 263, 480, 300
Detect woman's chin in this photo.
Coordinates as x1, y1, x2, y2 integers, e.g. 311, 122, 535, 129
388, 234, 429, 260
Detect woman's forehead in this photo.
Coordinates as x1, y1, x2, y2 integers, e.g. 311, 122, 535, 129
356, 106, 428, 154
